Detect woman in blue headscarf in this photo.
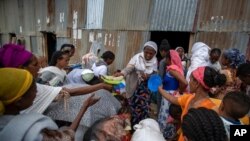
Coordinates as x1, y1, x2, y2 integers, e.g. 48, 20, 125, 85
212, 48, 246, 99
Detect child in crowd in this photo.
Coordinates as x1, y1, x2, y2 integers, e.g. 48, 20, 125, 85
168, 104, 182, 141
218, 91, 250, 139
208, 48, 222, 72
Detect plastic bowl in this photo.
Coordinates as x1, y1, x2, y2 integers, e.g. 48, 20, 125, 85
148, 74, 162, 92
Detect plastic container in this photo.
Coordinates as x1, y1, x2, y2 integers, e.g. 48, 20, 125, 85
148, 74, 162, 92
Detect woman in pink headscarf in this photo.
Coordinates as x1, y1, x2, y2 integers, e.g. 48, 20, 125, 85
158, 66, 226, 141
158, 50, 188, 139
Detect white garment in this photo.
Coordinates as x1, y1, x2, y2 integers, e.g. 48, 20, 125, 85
220, 116, 242, 140
128, 52, 158, 74
39, 66, 67, 83
208, 61, 222, 72
131, 118, 165, 141
91, 63, 107, 77
21, 83, 62, 114
186, 42, 211, 83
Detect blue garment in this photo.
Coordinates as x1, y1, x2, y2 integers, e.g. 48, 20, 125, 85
163, 72, 179, 90
158, 72, 179, 139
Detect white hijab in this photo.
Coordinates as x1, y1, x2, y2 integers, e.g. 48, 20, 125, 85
128, 41, 158, 74
186, 42, 211, 82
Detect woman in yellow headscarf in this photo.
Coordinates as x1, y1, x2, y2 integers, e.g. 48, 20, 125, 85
0, 68, 101, 141
0, 68, 35, 115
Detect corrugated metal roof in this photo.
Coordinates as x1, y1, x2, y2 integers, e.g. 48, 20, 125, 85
197, 0, 250, 32
86, 0, 104, 29
150, 0, 198, 31
195, 32, 249, 54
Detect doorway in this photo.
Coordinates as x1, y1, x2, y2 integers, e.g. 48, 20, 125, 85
41, 32, 57, 63
150, 31, 190, 61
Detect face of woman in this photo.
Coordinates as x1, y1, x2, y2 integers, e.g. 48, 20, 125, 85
15, 81, 37, 111
176, 48, 184, 57
24, 55, 41, 78
189, 75, 198, 93
57, 54, 70, 68
143, 46, 156, 61
221, 55, 229, 66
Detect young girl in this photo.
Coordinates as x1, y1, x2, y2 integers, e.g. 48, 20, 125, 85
37, 51, 70, 86
158, 50, 187, 139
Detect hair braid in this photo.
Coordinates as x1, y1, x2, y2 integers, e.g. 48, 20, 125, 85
182, 108, 227, 141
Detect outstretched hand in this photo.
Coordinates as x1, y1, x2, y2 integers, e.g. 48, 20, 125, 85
83, 94, 100, 108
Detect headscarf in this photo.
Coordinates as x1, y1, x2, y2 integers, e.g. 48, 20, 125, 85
128, 41, 158, 74
167, 50, 184, 75
223, 48, 245, 68
0, 68, 33, 114
0, 44, 32, 68
192, 67, 209, 90
186, 42, 210, 83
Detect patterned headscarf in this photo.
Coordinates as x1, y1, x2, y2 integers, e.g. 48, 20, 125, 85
0, 68, 33, 114
223, 48, 245, 68
0, 44, 32, 68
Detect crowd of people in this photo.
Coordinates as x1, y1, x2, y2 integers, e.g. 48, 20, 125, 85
0, 39, 250, 141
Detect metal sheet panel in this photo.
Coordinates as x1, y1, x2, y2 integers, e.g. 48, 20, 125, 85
102, 0, 151, 30
150, 0, 198, 31
23, 0, 36, 35
35, 0, 48, 31
3, 0, 20, 33
0, 0, 5, 33
55, 0, 69, 36
197, 0, 250, 32
195, 32, 249, 55
86, 0, 104, 29
69, 30, 150, 73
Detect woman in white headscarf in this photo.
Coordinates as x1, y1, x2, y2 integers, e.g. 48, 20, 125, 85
114, 41, 158, 126
186, 42, 210, 83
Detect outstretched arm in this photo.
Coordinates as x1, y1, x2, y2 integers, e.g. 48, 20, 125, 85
64, 83, 112, 96
69, 94, 100, 131
158, 86, 179, 105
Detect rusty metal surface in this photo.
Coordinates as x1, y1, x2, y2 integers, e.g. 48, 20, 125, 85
150, 0, 198, 31
68, 30, 150, 73
197, 0, 250, 32
195, 32, 249, 55
86, 0, 104, 29
102, 0, 151, 30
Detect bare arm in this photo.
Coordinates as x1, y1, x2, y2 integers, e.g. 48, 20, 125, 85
69, 94, 100, 131
158, 86, 179, 105
169, 70, 188, 93
65, 83, 112, 96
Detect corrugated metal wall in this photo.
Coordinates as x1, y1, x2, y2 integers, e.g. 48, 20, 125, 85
0, 0, 249, 69
195, 32, 249, 54
102, 0, 151, 30
150, 0, 198, 31
86, 0, 104, 29
197, 0, 250, 32
74, 30, 150, 73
